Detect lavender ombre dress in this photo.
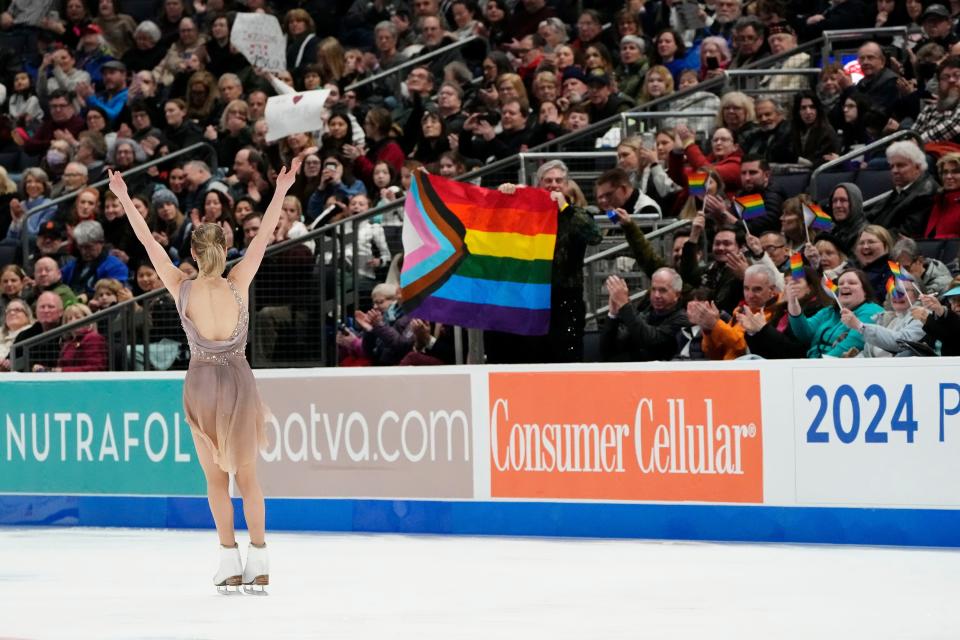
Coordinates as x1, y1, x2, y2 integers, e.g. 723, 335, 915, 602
177, 278, 267, 473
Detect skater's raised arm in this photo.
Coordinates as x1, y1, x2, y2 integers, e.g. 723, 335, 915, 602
230, 158, 302, 289
108, 170, 184, 296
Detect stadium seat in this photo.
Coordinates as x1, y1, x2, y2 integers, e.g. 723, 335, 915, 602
855, 169, 894, 201
916, 240, 960, 273
770, 172, 810, 196
123, 0, 161, 23
812, 171, 856, 203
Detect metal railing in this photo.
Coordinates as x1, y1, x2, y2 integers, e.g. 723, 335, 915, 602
821, 27, 909, 62
19, 142, 213, 268
619, 111, 718, 136
345, 35, 482, 92
517, 151, 617, 185
809, 129, 922, 199
13, 35, 821, 371
582, 218, 692, 322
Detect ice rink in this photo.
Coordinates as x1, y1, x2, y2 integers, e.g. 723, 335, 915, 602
0, 527, 957, 639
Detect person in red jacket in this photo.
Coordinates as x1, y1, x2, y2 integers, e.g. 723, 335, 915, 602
926, 152, 960, 239
343, 107, 405, 186
676, 122, 743, 197
33, 302, 107, 372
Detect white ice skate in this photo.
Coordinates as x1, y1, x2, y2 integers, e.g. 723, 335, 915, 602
242, 543, 269, 595
214, 544, 243, 595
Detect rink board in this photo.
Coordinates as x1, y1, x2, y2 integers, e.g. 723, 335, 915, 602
2, 360, 960, 547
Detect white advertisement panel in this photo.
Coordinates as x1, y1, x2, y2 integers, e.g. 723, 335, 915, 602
792, 364, 960, 507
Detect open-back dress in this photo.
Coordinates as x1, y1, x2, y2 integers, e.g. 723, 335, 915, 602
176, 278, 267, 473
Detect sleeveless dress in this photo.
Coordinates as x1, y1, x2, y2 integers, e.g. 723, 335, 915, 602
176, 278, 268, 473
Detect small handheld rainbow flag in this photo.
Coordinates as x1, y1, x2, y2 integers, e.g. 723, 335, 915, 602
735, 193, 766, 221
885, 276, 904, 300
688, 172, 708, 198
790, 251, 804, 280
888, 260, 903, 278
822, 274, 842, 309
803, 203, 834, 232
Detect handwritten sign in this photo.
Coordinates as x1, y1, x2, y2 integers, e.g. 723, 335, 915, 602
264, 90, 330, 143
230, 13, 287, 72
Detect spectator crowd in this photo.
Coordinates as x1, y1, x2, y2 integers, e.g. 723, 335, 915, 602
2, 0, 960, 372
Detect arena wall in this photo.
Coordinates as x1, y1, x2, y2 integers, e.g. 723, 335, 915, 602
2, 360, 959, 547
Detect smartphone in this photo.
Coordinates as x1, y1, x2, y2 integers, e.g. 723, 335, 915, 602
706, 56, 719, 70
641, 131, 655, 148
606, 210, 619, 222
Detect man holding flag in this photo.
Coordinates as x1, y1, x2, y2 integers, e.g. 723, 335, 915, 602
487, 161, 602, 362
702, 156, 785, 234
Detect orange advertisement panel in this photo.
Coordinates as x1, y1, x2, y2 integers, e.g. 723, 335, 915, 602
488, 370, 763, 503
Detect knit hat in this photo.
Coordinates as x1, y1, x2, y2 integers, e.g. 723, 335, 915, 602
151, 187, 178, 208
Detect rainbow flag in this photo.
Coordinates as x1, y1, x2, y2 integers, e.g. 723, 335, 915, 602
400, 171, 557, 335
888, 260, 903, 278
790, 251, 804, 280
735, 193, 766, 221
822, 274, 841, 308
803, 203, 834, 231
885, 276, 902, 299
688, 172, 708, 198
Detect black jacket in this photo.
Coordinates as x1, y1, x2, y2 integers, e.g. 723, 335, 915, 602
922, 309, 960, 356
601, 303, 689, 362
867, 173, 939, 238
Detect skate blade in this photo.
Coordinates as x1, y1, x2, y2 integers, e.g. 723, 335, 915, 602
216, 585, 244, 596
242, 586, 269, 596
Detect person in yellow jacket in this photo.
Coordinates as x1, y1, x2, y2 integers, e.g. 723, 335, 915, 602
687, 263, 781, 360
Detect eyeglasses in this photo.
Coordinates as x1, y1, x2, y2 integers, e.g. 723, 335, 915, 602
762, 244, 785, 251
4, 307, 26, 315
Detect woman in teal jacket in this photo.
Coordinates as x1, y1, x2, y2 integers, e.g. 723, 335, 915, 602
787, 269, 884, 358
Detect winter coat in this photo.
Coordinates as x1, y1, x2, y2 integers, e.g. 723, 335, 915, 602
789, 301, 885, 358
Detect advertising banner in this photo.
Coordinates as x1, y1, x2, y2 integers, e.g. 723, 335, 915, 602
256, 374, 474, 498
230, 13, 286, 72
487, 370, 764, 503
0, 379, 202, 495
793, 365, 960, 506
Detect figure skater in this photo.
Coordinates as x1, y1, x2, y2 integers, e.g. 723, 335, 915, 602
108, 158, 302, 594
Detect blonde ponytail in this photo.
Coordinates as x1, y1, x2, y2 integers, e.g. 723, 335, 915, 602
192, 222, 227, 277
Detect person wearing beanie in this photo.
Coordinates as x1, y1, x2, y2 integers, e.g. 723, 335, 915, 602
615, 35, 649, 102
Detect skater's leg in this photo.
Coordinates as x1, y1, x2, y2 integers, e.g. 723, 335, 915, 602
192, 431, 236, 547
234, 461, 265, 546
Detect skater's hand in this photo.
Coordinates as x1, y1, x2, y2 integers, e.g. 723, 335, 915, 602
107, 169, 129, 200
275, 157, 302, 193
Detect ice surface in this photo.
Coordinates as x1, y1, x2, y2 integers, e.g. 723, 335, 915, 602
0, 527, 957, 639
